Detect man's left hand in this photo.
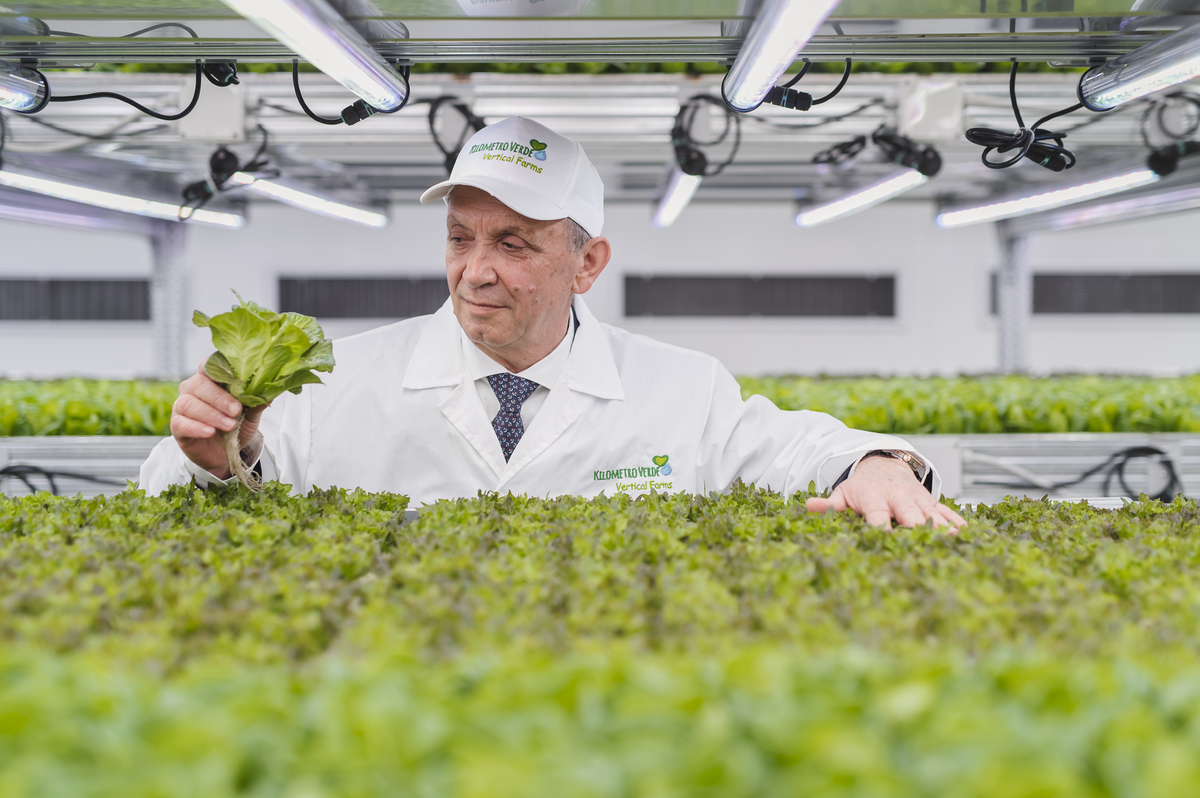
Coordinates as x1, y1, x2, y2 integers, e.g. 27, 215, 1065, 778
805, 455, 967, 530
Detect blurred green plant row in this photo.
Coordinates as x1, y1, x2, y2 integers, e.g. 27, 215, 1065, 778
0, 379, 177, 436
740, 375, 1200, 435
2, 483, 1200, 795
95, 61, 1079, 75
5, 376, 1198, 437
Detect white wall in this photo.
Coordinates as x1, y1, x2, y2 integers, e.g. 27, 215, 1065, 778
2, 199, 1199, 378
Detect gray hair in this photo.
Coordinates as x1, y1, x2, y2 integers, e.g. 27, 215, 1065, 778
565, 218, 591, 254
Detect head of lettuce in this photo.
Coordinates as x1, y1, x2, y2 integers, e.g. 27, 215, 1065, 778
192, 293, 334, 489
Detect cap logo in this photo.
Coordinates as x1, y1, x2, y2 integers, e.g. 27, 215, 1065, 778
465, 137, 548, 174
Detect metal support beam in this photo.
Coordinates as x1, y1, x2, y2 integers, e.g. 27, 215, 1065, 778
996, 219, 1033, 374
149, 220, 188, 379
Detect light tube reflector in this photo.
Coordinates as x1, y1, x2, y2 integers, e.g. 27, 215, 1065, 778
0, 169, 244, 228
936, 169, 1160, 228
721, 0, 842, 113
0, 59, 48, 113
227, 172, 388, 227
220, 0, 408, 111
651, 166, 702, 228
1079, 21, 1200, 111
1048, 185, 1200, 231
796, 169, 927, 227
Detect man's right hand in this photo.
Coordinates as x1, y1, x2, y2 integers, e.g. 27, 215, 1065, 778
170, 361, 266, 479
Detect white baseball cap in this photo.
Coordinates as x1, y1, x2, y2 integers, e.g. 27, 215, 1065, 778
420, 116, 605, 238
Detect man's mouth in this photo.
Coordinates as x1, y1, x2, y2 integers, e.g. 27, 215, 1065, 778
461, 297, 505, 313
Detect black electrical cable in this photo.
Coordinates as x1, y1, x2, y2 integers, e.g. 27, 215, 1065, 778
675, 94, 742, 177
16, 113, 166, 140
290, 60, 412, 126
813, 135, 866, 166
976, 446, 1183, 503
742, 97, 884, 132
964, 61, 1086, 171
45, 23, 206, 121
427, 95, 487, 173
0, 465, 126, 497
812, 58, 852, 105
291, 60, 343, 125
1139, 91, 1200, 148
51, 61, 203, 121
782, 59, 812, 89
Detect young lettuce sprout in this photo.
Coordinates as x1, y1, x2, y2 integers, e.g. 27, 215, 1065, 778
193, 292, 335, 489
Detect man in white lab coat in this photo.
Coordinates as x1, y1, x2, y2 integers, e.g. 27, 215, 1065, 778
141, 117, 965, 529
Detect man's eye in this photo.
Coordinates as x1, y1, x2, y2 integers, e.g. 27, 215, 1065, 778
502, 240, 521, 250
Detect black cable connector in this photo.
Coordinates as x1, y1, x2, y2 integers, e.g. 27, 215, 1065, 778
762, 58, 852, 112
671, 95, 741, 177
1147, 140, 1200, 176
763, 86, 812, 111
873, 128, 943, 177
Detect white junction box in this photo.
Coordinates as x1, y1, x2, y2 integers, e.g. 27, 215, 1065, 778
177, 81, 245, 143
898, 78, 964, 143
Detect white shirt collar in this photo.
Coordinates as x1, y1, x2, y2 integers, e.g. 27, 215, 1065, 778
460, 307, 575, 388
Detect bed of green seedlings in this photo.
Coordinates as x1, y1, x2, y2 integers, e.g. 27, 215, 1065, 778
741, 374, 1200, 434
5, 375, 1200, 437
2, 483, 1200, 796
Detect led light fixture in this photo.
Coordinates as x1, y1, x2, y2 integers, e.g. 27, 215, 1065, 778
220, 0, 408, 111
651, 166, 703, 229
1047, 186, 1200, 231
796, 169, 928, 227
936, 169, 1160, 228
0, 169, 244, 228
226, 172, 388, 227
1079, 21, 1200, 111
0, 59, 49, 113
721, 0, 841, 113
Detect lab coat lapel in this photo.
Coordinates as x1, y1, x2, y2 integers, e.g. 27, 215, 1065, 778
403, 299, 506, 479
440, 375, 506, 480
498, 297, 622, 485
500, 371, 582, 484
402, 299, 462, 390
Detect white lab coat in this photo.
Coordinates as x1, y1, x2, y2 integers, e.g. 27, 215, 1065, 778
139, 297, 940, 504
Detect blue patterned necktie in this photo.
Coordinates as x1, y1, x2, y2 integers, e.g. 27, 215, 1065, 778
487, 373, 539, 462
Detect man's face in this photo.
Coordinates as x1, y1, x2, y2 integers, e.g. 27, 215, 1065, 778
445, 186, 586, 368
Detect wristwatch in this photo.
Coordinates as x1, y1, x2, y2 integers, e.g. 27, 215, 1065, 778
862, 449, 929, 483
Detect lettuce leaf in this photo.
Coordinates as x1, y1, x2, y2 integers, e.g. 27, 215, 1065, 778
194, 293, 334, 408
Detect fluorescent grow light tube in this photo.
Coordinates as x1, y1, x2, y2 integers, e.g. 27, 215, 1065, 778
651, 166, 702, 229
227, 172, 388, 227
796, 169, 927, 227
1047, 185, 1200, 231
1079, 21, 1200, 111
721, 0, 842, 113
936, 169, 1160, 228
0, 169, 244, 228
0, 59, 49, 113
220, 0, 408, 111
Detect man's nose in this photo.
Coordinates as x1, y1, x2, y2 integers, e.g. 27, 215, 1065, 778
462, 243, 497, 287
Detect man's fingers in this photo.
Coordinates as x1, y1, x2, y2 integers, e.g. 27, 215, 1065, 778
892, 500, 931, 528
862, 507, 893, 528
174, 394, 237, 432
183, 366, 241, 418
937, 504, 968, 527
806, 488, 848, 514
170, 413, 215, 441
934, 504, 967, 529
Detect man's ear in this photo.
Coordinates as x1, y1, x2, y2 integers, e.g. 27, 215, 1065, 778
571, 236, 611, 295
